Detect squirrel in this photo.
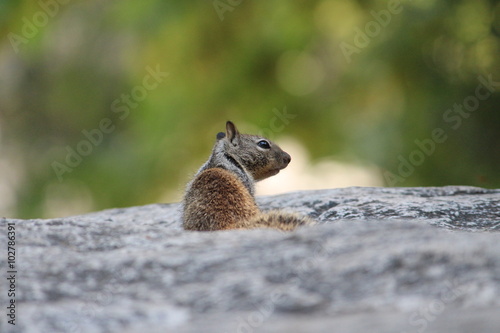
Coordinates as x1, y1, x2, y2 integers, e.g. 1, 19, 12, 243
182, 121, 315, 231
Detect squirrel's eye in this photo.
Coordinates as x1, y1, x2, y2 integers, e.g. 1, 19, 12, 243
257, 140, 271, 149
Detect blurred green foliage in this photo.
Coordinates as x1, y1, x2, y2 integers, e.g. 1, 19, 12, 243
0, 0, 499, 218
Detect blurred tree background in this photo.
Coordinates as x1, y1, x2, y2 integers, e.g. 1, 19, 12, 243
0, 0, 499, 218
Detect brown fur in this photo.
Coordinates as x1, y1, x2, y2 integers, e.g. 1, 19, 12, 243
182, 121, 315, 231
241, 211, 315, 231
183, 168, 259, 231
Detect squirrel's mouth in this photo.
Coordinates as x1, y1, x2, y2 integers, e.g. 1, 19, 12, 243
254, 164, 288, 181
254, 168, 281, 181
269, 168, 281, 176
270, 165, 288, 176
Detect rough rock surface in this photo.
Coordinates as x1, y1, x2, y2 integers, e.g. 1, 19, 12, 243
1, 186, 499, 333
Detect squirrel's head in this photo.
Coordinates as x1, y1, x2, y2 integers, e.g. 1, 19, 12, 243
217, 121, 291, 181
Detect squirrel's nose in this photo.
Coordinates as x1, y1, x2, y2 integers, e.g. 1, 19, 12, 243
283, 153, 291, 165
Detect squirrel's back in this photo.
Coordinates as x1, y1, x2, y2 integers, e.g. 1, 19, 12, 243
182, 121, 314, 231
183, 168, 259, 231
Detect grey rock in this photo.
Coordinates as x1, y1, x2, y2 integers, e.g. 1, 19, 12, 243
1, 186, 499, 333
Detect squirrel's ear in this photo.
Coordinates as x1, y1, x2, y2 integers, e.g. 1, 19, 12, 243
226, 121, 240, 144
216, 132, 226, 140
